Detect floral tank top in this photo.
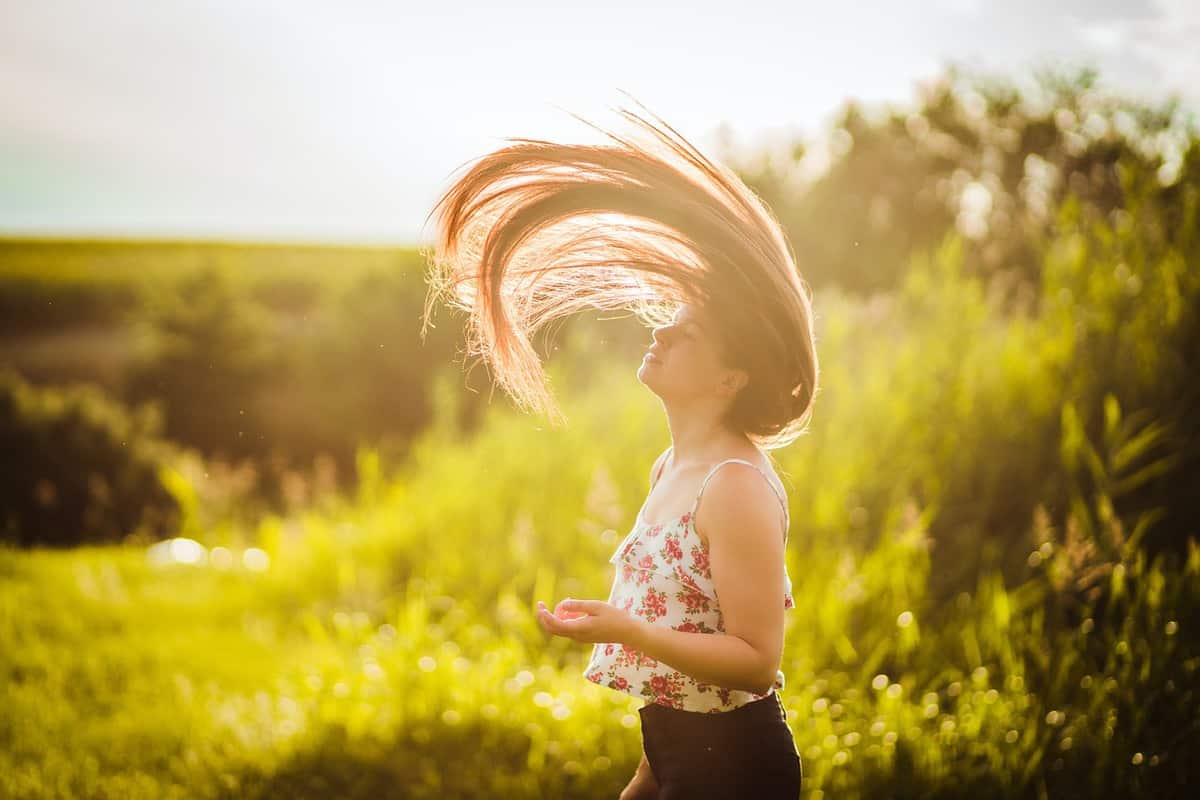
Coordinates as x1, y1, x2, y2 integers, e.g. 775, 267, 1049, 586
583, 448, 794, 713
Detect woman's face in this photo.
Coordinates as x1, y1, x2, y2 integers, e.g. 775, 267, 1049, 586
638, 303, 745, 403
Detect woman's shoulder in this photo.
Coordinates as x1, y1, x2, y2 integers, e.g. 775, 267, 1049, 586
705, 449, 786, 496
700, 460, 784, 510
694, 453, 789, 541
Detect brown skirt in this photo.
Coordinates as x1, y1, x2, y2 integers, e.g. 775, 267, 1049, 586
638, 690, 802, 799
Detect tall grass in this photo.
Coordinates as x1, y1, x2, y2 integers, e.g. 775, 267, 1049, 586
2, 183, 1197, 797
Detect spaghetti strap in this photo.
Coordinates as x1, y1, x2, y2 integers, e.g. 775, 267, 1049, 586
691, 458, 790, 535
652, 445, 673, 487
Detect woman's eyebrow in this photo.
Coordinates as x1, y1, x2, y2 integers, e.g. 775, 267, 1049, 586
671, 310, 702, 332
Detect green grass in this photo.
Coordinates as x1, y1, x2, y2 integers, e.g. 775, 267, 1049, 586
2, 194, 1199, 797
0, 237, 423, 291
3, 363, 1193, 797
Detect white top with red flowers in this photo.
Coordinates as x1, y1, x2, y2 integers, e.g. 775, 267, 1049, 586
583, 451, 794, 713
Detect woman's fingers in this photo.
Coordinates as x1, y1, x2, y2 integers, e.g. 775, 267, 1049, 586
536, 600, 592, 639
536, 602, 566, 634
554, 598, 589, 620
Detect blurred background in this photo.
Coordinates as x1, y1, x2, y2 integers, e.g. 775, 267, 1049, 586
2, 1, 1198, 798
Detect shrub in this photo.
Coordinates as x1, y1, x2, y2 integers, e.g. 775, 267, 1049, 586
0, 370, 180, 547
123, 264, 279, 462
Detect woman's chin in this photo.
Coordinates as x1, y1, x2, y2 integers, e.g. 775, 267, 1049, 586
637, 360, 664, 388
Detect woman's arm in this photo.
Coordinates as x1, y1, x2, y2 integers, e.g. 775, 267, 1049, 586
626, 618, 776, 695
627, 466, 786, 695
537, 463, 787, 694
619, 747, 659, 800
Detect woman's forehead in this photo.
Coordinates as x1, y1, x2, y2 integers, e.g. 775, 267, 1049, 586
674, 304, 708, 328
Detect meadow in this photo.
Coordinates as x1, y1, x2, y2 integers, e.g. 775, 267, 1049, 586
2, 68, 1198, 798
3, 189, 1198, 798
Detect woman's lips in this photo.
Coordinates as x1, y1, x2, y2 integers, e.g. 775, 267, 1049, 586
644, 351, 662, 364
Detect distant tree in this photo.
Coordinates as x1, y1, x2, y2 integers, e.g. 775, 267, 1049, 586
123, 264, 278, 462
731, 64, 1197, 306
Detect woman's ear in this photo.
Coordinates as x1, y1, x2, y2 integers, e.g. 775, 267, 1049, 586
720, 367, 749, 395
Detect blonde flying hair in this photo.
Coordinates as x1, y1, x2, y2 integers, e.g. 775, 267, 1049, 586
421, 99, 819, 450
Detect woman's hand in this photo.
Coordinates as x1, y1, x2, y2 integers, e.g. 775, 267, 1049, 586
535, 598, 641, 645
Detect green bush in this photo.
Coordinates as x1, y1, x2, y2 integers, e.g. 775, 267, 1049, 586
733, 65, 1196, 299
123, 265, 279, 463
0, 278, 137, 335
0, 370, 181, 547
814, 151, 1200, 603
117, 257, 484, 489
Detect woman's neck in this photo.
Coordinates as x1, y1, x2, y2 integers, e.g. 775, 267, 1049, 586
664, 417, 753, 469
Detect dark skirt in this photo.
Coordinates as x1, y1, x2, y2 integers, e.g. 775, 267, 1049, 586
638, 690, 802, 799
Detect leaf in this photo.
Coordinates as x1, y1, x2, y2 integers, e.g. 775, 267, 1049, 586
1103, 392, 1121, 442
1123, 507, 1169, 556
1110, 418, 1172, 477
1111, 452, 1181, 497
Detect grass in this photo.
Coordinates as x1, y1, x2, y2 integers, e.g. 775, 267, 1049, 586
2, 196, 1198, 797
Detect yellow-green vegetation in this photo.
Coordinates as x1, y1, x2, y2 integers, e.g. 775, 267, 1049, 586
0, 238, 418, 291
3, 174, 1198, 798
0, 239, 469, 485
0, 238, 429, 350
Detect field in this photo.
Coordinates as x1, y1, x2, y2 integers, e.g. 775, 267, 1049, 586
2, 70, 1198, 798
3, 214, 1198, 798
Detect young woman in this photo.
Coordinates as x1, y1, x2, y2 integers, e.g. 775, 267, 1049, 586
423, 100, 818, 799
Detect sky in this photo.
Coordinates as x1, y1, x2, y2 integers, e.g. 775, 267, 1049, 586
1, 0, 1197, 245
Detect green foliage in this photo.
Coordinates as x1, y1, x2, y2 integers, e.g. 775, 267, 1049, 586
2, 340, 1196, 796
0, 278, 136, 335
124, 265, 279, 462
0, 238, 407, 294
261, 264, 465, 461
0, 241, 479, 495
2, 65, 1198, 798
0, 370, 180, 547
733, 65, 1197, 299
806, 148, 1200, 599
1037, 149, 1200, 559
3, 188, 1200, 792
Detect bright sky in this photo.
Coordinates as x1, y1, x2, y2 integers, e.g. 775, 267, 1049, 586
2, 0, 1196, 245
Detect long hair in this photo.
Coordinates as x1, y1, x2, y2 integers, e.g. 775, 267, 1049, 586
420, 98, 819, 450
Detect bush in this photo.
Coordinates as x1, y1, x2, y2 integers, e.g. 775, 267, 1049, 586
733, 65, 1196, 299
0, 370, 180, 547
0, 278, 137, 335
123, 265, 279, 463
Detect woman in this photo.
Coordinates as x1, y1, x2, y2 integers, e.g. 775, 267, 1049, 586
423, 99, 818, 799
